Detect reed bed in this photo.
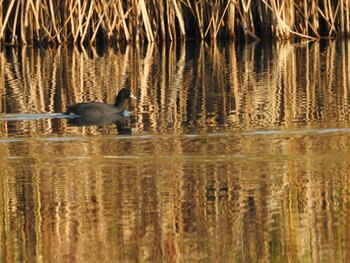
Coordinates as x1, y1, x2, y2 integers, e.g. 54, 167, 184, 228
0, 0, 349, 45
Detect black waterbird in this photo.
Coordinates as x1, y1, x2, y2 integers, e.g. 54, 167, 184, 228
64, 88, 136, 117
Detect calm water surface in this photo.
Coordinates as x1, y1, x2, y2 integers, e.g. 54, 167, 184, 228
1, 41, 350, 262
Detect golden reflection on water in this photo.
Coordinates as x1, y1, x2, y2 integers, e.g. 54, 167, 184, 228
0, 133, 350, 262
0, 41, 350, 262
0, 41, 349, 135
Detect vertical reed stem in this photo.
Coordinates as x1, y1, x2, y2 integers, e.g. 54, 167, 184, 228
1, 0, 350, 45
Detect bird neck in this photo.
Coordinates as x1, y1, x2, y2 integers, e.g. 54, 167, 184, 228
114, 96, 125, 108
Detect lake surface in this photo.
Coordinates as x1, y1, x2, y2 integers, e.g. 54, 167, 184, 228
1, 41, 350, 262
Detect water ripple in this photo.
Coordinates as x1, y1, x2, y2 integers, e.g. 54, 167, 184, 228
0, 113, 72, 121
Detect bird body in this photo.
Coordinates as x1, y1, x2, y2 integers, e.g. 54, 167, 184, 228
64, 88, 136, 117
65, 102, 123, 116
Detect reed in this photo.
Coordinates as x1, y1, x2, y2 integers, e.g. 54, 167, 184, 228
0, 0, 349, 45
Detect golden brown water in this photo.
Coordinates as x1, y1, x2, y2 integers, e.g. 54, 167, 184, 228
1, 41, 350, 262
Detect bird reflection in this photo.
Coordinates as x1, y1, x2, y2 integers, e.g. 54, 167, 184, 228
67, 112, 132, 134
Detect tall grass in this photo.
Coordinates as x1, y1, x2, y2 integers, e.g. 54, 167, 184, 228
0, 0, 349, 45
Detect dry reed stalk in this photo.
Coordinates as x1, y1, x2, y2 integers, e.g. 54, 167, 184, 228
157, 0, 166, 40
208, 0, 220, 39
214, 0, 233, 39
263, 0, 318, 40
117, 1, 131, 41
293, 2, 318, 38
266, 0, 288, 39
3, 0, 350, 45
172, 0, 186, 39
79, 0, 84, 37
321, 0, 338, 37
11, 0, 20, 44
166, 0, 174, 41
102, 1, 114, 40
182, 0, 200, 38
80, 1, 94, 44
90, 2, 106, 44
0, 0, 16, 41
340, 0, 345, 34
227, 0, 236, 39
139, 0, 154, 42
68, 1, 79, 42
24, 0, 31, 44
48, 0, 61, 43
110, 5, 120, 38
193, 0, 204, 39
346, 0, 350, 34
20, 0, 27, 44
0, 0, 2, 35
303, 0, 310, 36
28, 0, 40, 42
236, 0, 259, 40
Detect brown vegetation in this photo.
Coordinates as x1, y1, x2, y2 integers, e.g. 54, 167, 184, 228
0, 0, 349, 45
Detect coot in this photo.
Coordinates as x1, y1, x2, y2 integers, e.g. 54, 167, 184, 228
64, 88, 136, 116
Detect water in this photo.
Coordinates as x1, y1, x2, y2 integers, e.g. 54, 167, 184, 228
1, 41, 350, 262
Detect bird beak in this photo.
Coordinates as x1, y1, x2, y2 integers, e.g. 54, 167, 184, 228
130, 92, 137, 100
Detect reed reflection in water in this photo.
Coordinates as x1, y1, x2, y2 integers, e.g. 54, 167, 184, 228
0, 41, 350, 262
0, 41, 349, 135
